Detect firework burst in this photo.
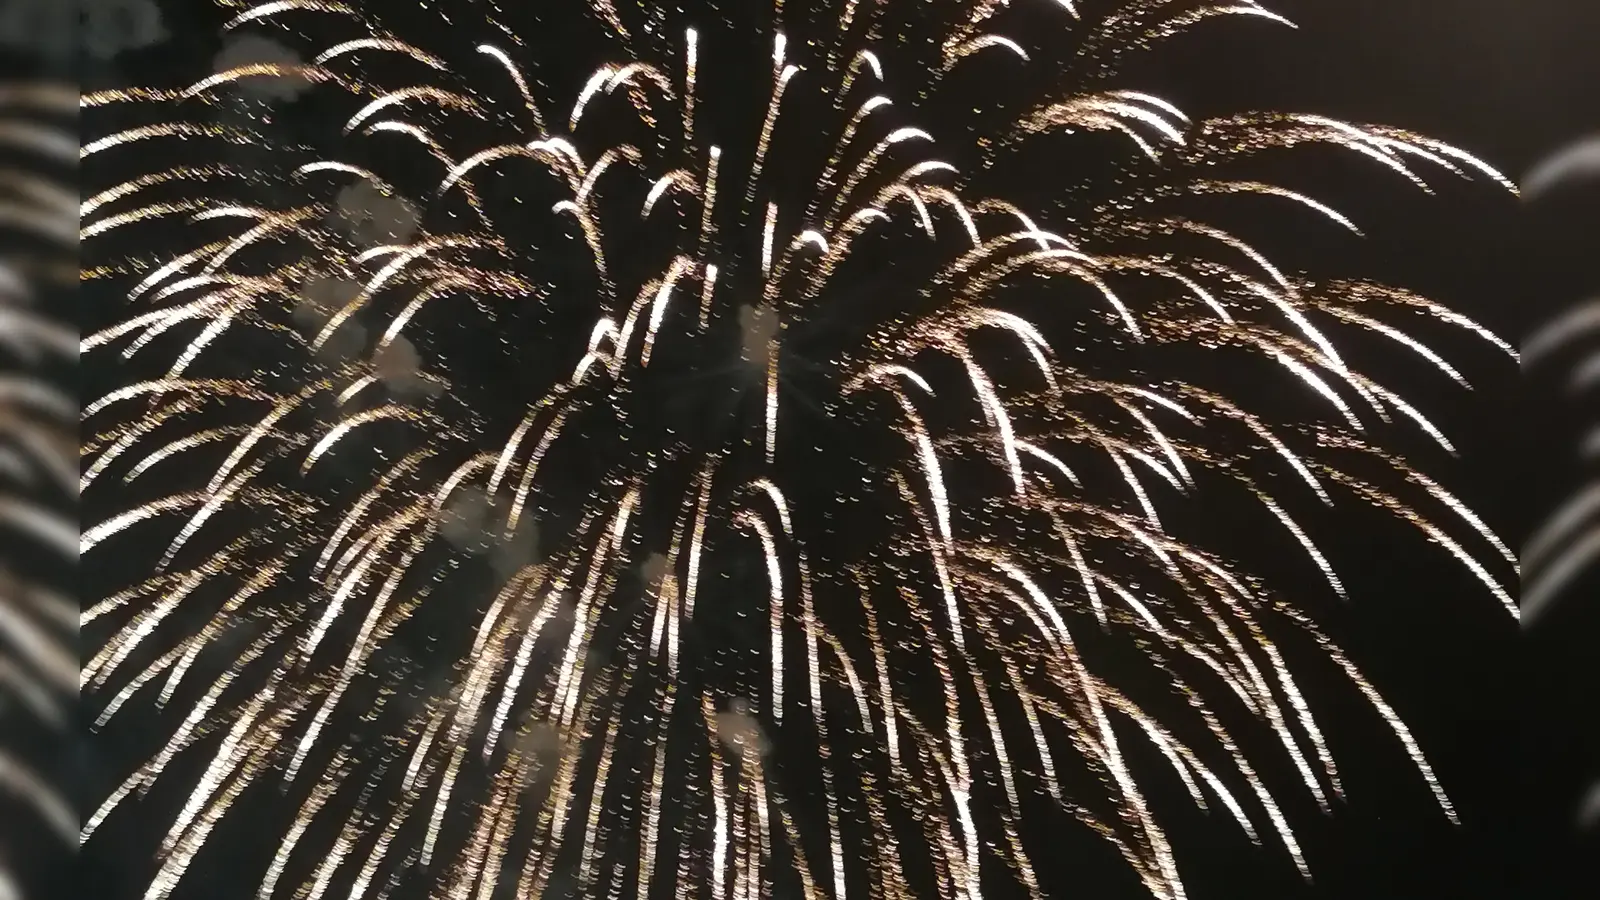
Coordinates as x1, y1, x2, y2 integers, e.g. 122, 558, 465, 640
82, 2, 1517, 899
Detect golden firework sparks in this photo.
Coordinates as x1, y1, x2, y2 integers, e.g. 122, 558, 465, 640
80, 3, 1517, 899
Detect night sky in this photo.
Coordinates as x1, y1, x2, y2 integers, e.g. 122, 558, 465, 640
75, 2, 1600, 899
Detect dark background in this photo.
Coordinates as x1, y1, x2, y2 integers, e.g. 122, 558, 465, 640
72, 1, 1600, 899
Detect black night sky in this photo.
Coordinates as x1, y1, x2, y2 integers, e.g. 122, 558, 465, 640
72, 2, 1600, 900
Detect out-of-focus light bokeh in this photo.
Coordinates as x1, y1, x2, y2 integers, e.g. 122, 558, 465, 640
1522, 128, 1600, 898
0, 78, 76, 900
